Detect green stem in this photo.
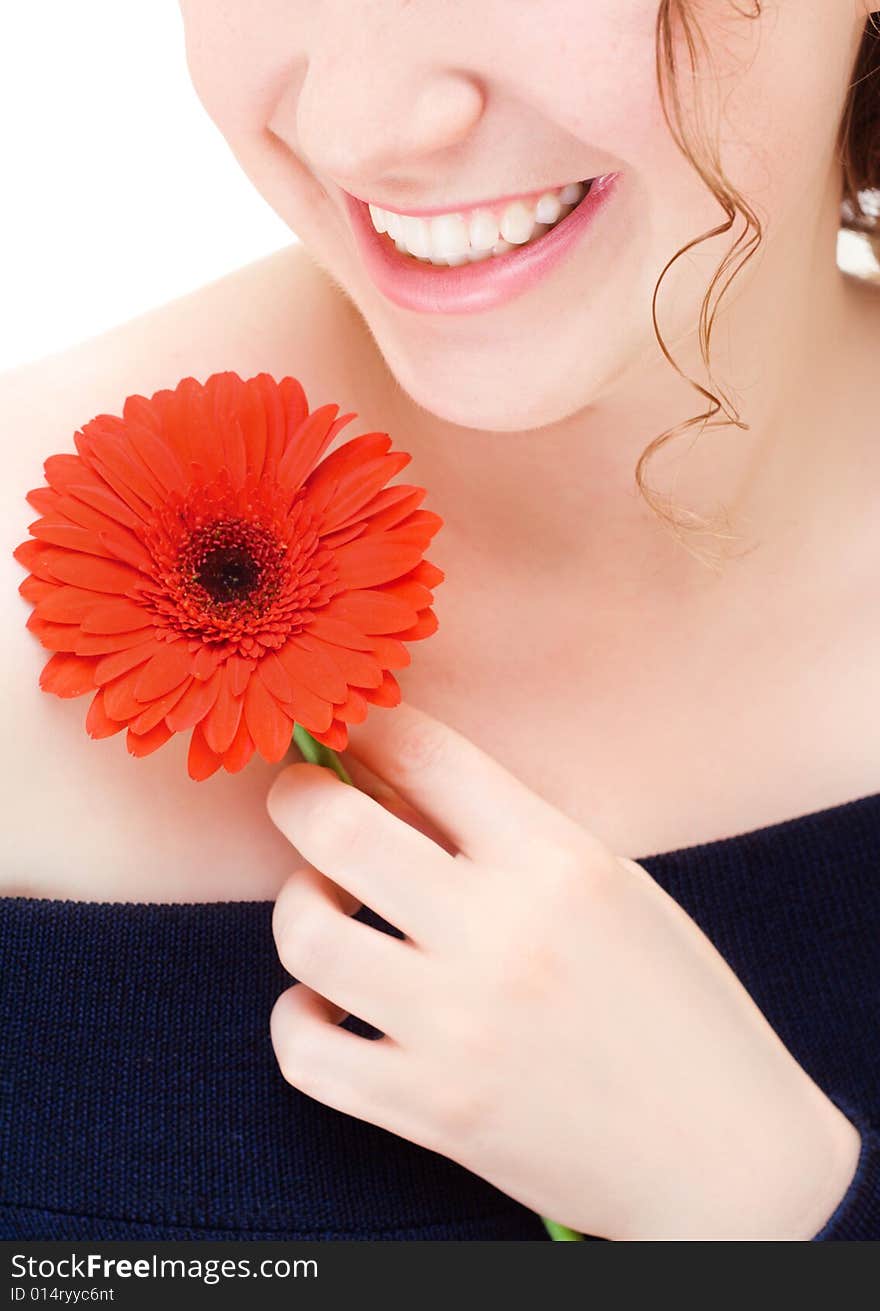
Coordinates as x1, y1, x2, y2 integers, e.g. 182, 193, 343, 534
291, 722, 582, 1243
541, 1217, 585, 1241
292, 723, 354, 786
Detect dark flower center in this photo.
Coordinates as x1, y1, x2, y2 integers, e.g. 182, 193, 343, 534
195, 543, 261, 603
143, 490, 337, 657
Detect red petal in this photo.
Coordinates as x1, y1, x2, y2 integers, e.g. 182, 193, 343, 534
161, 376, 217, 473
304, 615, 378, 651
127, 720, 174, 758
227, 653, 255, 697
34, 586, 103, 624
26, 616, 79, 652
279, 682, 334, 735
318, 521, 370, 551
243, 675, 295, 763
122, 393, 164, 434
378, 510, 444, 548
409, 559, 445, 589
82, 426, 165, 506
221, 710, 256, 774
278, 405, 357, 492
85, 687, 126, 738
298, 634, 382, 688
332, 537, 425, 589
276, 639, 347, 702
124, 424, 188, 496
235, 376, 269, 479
94, 640, 157, 687
28, 522, 116, 556
13, 539, 56, 580
43, 452, 85, 490
323, 589, 418, 634
39, 651, 100, 698
202, 663, 244, 754
362, 488, 428, 533
256, 651, 293, 701
75, 627, 158, 656
38, 548, 148, 595
18, 575, 56, 605
191, 644, 223, 680
395, 609, 439, 641
362, 634, 411, 670
376, 578, 434, 610
165, 665, 222, 732
331, 483, 424, 534
260, 373, 297, 475
129, 679, 190, 735
96, 528, 154, 573
67, 481, 145, 531
83, 453, 153, 522
188, 722, 222, 781
304, 429, 389, 498
334, 686, 369, 725
306, 718, 349, 751
317, 452, 411, 533
132, 641, 192, 701
49, 489, 126, 536
363, 671, 402, 707
26, 487, 62, 515
102, 663, 154, 719
80, 598, 154, 634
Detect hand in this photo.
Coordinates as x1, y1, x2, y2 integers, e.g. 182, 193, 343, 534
266, 701, 861, 1240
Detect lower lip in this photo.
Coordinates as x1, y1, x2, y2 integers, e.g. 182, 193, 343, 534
342, 173, 622, 316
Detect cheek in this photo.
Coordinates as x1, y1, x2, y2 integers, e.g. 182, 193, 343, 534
180, 0, 296, 142
709, 9, 857, 228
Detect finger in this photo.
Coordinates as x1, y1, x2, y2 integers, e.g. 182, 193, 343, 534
273, 865, 429, 1041
266, 761, 463, 945
270, 983, 414, 1134
345, 700, 580, 867
337, 749, 458, 855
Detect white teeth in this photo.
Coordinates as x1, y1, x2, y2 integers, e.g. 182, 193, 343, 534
368, 178, 591, 265
429, 213, 470, 259
401, 215, 432, 259
499, 200, 535, 245
559, 181, 584, 205
368, 203, 388, 234
468, 208, 499, 251
535, 191, 562, 224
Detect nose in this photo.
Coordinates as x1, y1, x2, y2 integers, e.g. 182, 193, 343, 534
270, 46, 485, 196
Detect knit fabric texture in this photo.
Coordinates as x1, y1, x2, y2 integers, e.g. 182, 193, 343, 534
2, 789, 879, 1240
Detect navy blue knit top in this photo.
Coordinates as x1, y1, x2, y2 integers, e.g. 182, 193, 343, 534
2, 790, 879, 1241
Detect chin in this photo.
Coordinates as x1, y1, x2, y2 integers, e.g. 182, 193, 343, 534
374, 329, 611, 434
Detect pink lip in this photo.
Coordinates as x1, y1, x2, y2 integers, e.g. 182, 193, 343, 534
341, 172, 622, 316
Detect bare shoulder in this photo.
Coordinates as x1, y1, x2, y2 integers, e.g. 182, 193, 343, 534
0, 242, 376, 463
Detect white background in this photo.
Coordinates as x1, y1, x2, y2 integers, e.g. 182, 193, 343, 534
0, 1, 293, 372
2, 3, 877, 374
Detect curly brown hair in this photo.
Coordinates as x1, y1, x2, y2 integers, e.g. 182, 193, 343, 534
642, 3, 880, 562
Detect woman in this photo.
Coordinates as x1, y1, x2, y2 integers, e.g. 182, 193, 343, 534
1, 1, 878, 1240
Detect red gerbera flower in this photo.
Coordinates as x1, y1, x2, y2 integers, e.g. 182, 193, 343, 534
12, 371, 443, 780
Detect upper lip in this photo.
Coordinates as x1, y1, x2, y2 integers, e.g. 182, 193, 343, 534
340, 178, 594, 219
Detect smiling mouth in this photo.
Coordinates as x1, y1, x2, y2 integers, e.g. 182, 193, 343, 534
342, 171, 621, 315
366, 178, 599, 267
